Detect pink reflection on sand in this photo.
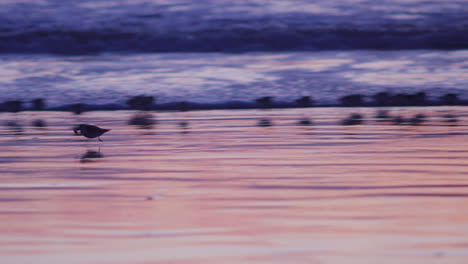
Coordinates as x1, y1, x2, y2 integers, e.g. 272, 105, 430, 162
1, 108, 468, 263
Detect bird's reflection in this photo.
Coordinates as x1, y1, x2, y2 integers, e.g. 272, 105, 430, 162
341, 113, 364, 125
442, 113, 459, 126
408, 113, 427, 126
178, 121, 190, 133
128, 113, 156, 129
5, 121, 23, 135
257, 118, 273, 127
80, 149, 104, 163
297, 117, 312, 126
255, 97, 274, 127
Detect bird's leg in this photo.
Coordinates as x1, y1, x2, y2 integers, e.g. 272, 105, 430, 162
98, 137, 103, 142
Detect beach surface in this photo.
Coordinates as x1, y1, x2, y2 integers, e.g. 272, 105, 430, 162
1, 107, 468, 264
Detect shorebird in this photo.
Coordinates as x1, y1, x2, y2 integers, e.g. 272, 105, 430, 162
73, 124, 110, 142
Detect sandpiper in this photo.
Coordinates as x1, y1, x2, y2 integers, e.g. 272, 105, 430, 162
73, 124, 110, 142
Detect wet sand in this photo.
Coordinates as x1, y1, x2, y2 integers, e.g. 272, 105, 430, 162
1, 107, 468, 264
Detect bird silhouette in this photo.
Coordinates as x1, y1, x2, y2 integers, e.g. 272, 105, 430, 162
73, 124, 110, 142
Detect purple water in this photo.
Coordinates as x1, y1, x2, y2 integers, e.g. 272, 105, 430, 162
1, 0, 468, 53
2, 2, 468, 263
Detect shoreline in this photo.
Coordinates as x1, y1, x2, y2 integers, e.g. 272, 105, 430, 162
2, 100, 468, 113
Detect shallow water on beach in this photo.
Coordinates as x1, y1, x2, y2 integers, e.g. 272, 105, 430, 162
1, 107, 468, 264
2, 50, 468, 108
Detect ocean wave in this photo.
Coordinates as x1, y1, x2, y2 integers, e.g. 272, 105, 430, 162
1, 0, 468, 54
1, 26, 468, 54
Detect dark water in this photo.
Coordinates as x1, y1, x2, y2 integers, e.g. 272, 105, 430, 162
1, 0, 468, 53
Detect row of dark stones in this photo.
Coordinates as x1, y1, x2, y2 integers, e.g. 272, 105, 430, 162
0, 92, 464, 113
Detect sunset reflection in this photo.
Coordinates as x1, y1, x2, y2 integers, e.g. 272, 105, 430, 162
1, 0, 468, 263
1, 108, 468, 263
